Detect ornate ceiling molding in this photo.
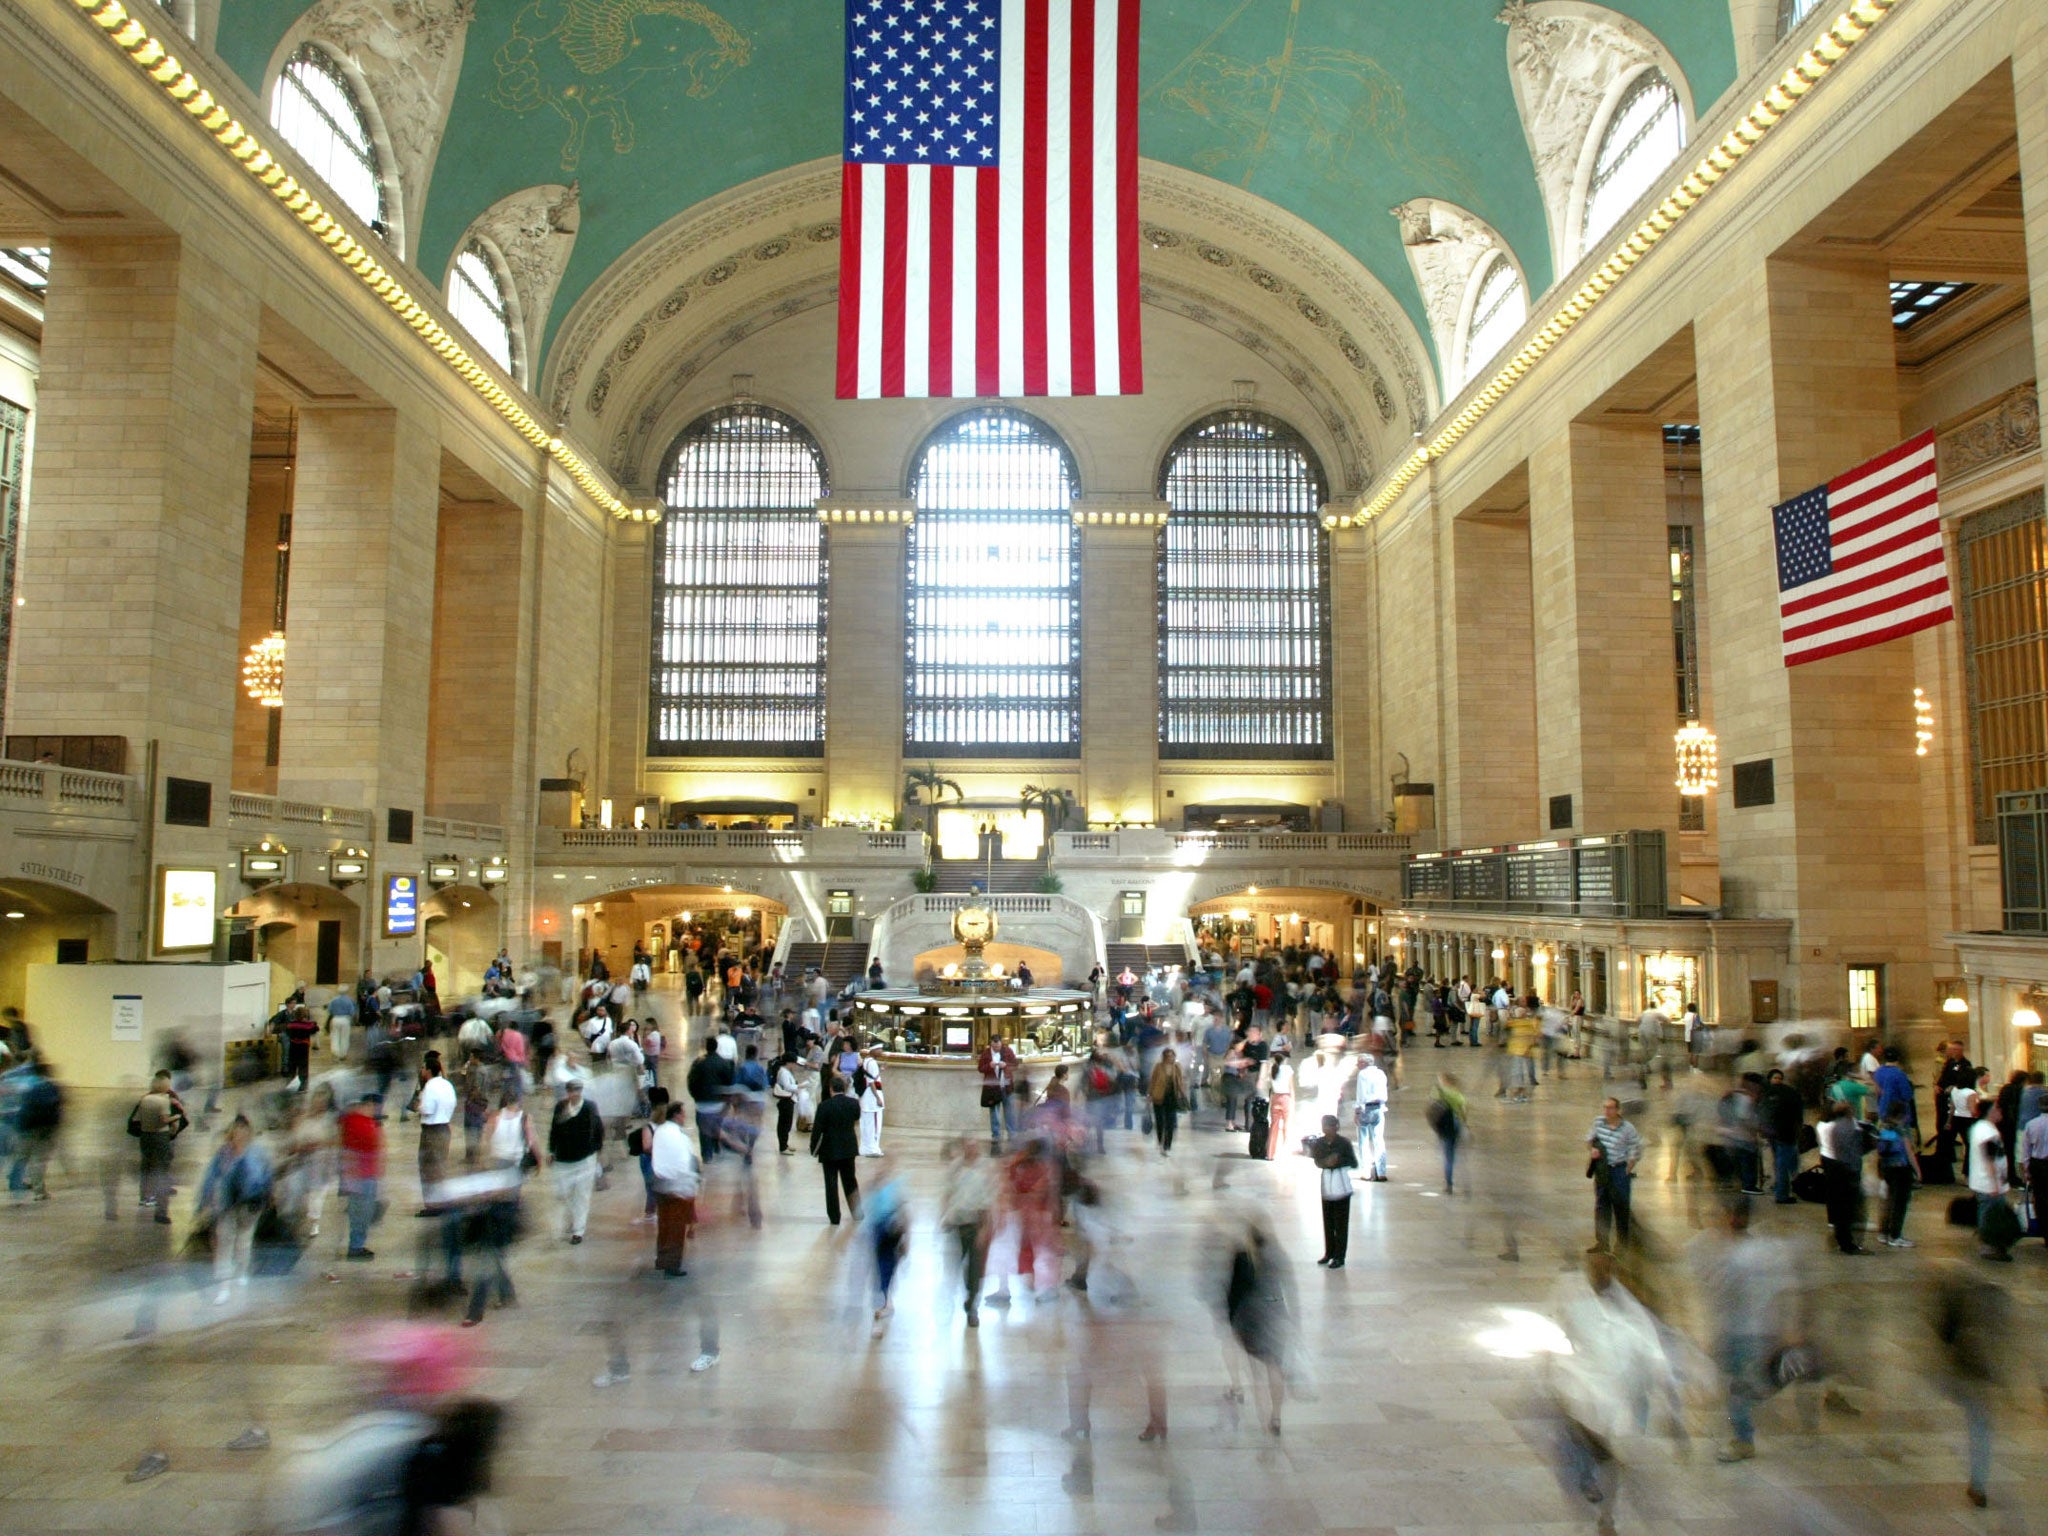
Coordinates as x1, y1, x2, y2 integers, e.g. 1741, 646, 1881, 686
1392, 198, 1527, 398
274, 0, 476, 262
1498, 1, 1688, 269
545, 157, 1438, 469
460, 180, 578, 389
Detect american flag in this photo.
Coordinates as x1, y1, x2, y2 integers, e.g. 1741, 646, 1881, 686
1773, 430, 1952, 667
835, 0, 1142, 400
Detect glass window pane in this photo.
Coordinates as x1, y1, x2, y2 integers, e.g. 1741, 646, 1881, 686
1959, 493, 2048, 842
448, 245, 514, 374
907, 410, 1079, 756
1460, 256, 1525, 389
1581, 70, 1684, 255
649, 407, 829, 757
269, 45, 386, 232
1157, 412, 1331, 759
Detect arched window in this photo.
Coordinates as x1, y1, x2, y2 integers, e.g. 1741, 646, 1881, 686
908, 409, 1079, 756
269, 44, 388, 234
448, 242, 517, 378
1158, 412, 1330, 758
650, 407, 829, 757
1459, 255, 1526, 389
1580, 69, 1684, 256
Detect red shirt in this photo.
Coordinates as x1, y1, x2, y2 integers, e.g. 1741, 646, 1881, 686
498, 1026, 528, 1065
339, 1107, 383, 1183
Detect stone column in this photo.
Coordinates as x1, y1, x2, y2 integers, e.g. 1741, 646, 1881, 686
1076, 499, 1163, 825
428, 490, 530, 826
276, 405, 440, 818
822, 506, 909, 825
10, 237, 258, 792
1528, 421, 1678, 865
1441, 512, 1536, 845
2018, 9, 2048, 394
1330, 524, 1375, 829
1696, 255, 1925, 1019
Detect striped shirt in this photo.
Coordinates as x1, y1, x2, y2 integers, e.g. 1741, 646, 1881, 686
1588, 1117, 1642, 1170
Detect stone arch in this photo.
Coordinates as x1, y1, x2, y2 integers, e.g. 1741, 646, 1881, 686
449, 183, 581, 390
1390, 198, 1531, 399
265, 0, 478, 262
1497, 1, 1695, 275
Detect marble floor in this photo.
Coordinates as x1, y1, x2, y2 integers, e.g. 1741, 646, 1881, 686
4, 1013, 2047, 1535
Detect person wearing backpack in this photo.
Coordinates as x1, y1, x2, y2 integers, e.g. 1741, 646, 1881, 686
1875, 1108, 1921, 1247
196, 1114, 275, 1304
8, 1053, 62, 1200
129, 1070, 188, 1221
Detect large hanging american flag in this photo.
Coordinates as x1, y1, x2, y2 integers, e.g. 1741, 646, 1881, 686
1773, 429, 1952, 667
835, 0, 1142, 400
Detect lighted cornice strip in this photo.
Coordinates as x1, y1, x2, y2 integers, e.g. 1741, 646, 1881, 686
1331, 0, 1904, 530
65, 0, 662, 522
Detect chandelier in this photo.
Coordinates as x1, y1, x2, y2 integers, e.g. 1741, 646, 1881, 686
1674, 721, 1718, 797
242, 630, 286, 708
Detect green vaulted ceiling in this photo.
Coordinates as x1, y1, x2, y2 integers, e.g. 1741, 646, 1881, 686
212, 0, 1736, 370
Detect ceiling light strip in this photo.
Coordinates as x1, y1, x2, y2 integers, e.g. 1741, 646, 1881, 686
1334, 0, 1903, 530
65, 0, 662, 522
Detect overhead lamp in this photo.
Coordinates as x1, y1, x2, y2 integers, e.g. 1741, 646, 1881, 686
330, 847, 369, 887
428, 859, 461, 886
480, 857, 509, 885
1675, 722, 1719, 796
241, 630, 286, 707
2014, 1006, 2041, 1034
1942, 994, 1969, 1016
2, 910, 23, 920
1914, 688, 1934, 757
733, 905, 754, 920
1491, 945, 1507, 961
240, 846, 287, 883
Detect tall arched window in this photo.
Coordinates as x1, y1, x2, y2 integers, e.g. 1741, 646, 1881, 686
908, 410, 1079, 756
1579, 69, 1684, 255
650, 407, 829, 757
1158, 412, 1331, 758
448, 242, 517, 378
269, 44, 388, 234
1459, 255, 1526, 390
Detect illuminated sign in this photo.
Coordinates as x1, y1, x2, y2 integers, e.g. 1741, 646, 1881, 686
157, 867, 217, 953
385, 873, 418, 937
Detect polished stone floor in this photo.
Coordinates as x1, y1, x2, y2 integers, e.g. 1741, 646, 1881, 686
4, 1003, 2047, 1535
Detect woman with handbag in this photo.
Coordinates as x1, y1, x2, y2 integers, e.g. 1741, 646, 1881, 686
465, 1088, 540, 1326
1148, 1048, 1187, 1155
1310, 1115, 1360, 1267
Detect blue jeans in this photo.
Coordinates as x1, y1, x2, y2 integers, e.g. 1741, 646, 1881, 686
1439, 1130, 1459, 1191
1720, 1335, 1765, 1444
987, 1092, 1018, 1141
1954, 1382, 1992, 1491
344, 1177, 378, 1253
1594, 1165, 1633, 1249
1770, 1139, 1798, 1202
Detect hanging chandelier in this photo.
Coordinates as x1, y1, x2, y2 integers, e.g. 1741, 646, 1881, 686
1675, 721, 1718, 797
242, 630, 286, 708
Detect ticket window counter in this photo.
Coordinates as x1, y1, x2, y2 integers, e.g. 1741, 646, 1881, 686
1640, 952, 1701, 1018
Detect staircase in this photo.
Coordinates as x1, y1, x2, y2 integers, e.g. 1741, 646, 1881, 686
932, 856, 1048, 894
783, 940, 871, 991
1104, 942, 1193, 977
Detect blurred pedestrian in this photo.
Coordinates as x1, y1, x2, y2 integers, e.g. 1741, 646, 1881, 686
939, 1136, 995, 1326
1586, 1098, 1642, 1253
810, 1073, 861, 1226
338, 1091, 383, 1259
1428, 1073, 1466, 1193
1355, 1052, 1389, 1181
194, 1115, 274, 1305
1310, 1115, 1357, 1267
1931, 1264, 2011, 1507
1148, 1047, 1186, 1155
650, 1100, 701, 1276
548, 1078, 604, 1244
129, 1069, 188, 1222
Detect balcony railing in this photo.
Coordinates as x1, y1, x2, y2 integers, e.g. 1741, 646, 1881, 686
421, 815, 508, 847
0, 759, 137, 820
538, 827, 927, 861
1051, 829, 1415, 860
227, 792, 373, 838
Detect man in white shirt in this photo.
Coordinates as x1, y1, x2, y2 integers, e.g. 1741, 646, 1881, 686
1968, 1102, 2013, 1259
1354, 1054, 1390, 1181
650, 1101, 701, 1277
415, 1051, 456, 1207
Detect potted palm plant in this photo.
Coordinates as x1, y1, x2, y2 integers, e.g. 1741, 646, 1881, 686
903, 763, 963, 886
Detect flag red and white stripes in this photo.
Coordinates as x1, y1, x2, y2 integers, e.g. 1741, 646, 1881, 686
1772, 430, 1952, 668
836, 0, 1142, 400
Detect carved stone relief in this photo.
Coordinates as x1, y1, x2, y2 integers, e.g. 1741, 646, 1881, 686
1939, 384, 2040, 483
1497, 1, 1662, 267
294, 0, 476, 257
1391, 198, 1521, 396
462, 182, 579, 387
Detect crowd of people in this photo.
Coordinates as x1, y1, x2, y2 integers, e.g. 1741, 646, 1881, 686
6, 945, 2046, 1528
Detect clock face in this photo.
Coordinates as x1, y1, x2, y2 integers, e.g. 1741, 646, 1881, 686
953, 906, 995, 945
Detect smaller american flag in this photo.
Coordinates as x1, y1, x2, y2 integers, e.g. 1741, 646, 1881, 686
1773, 430, 1952, 668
